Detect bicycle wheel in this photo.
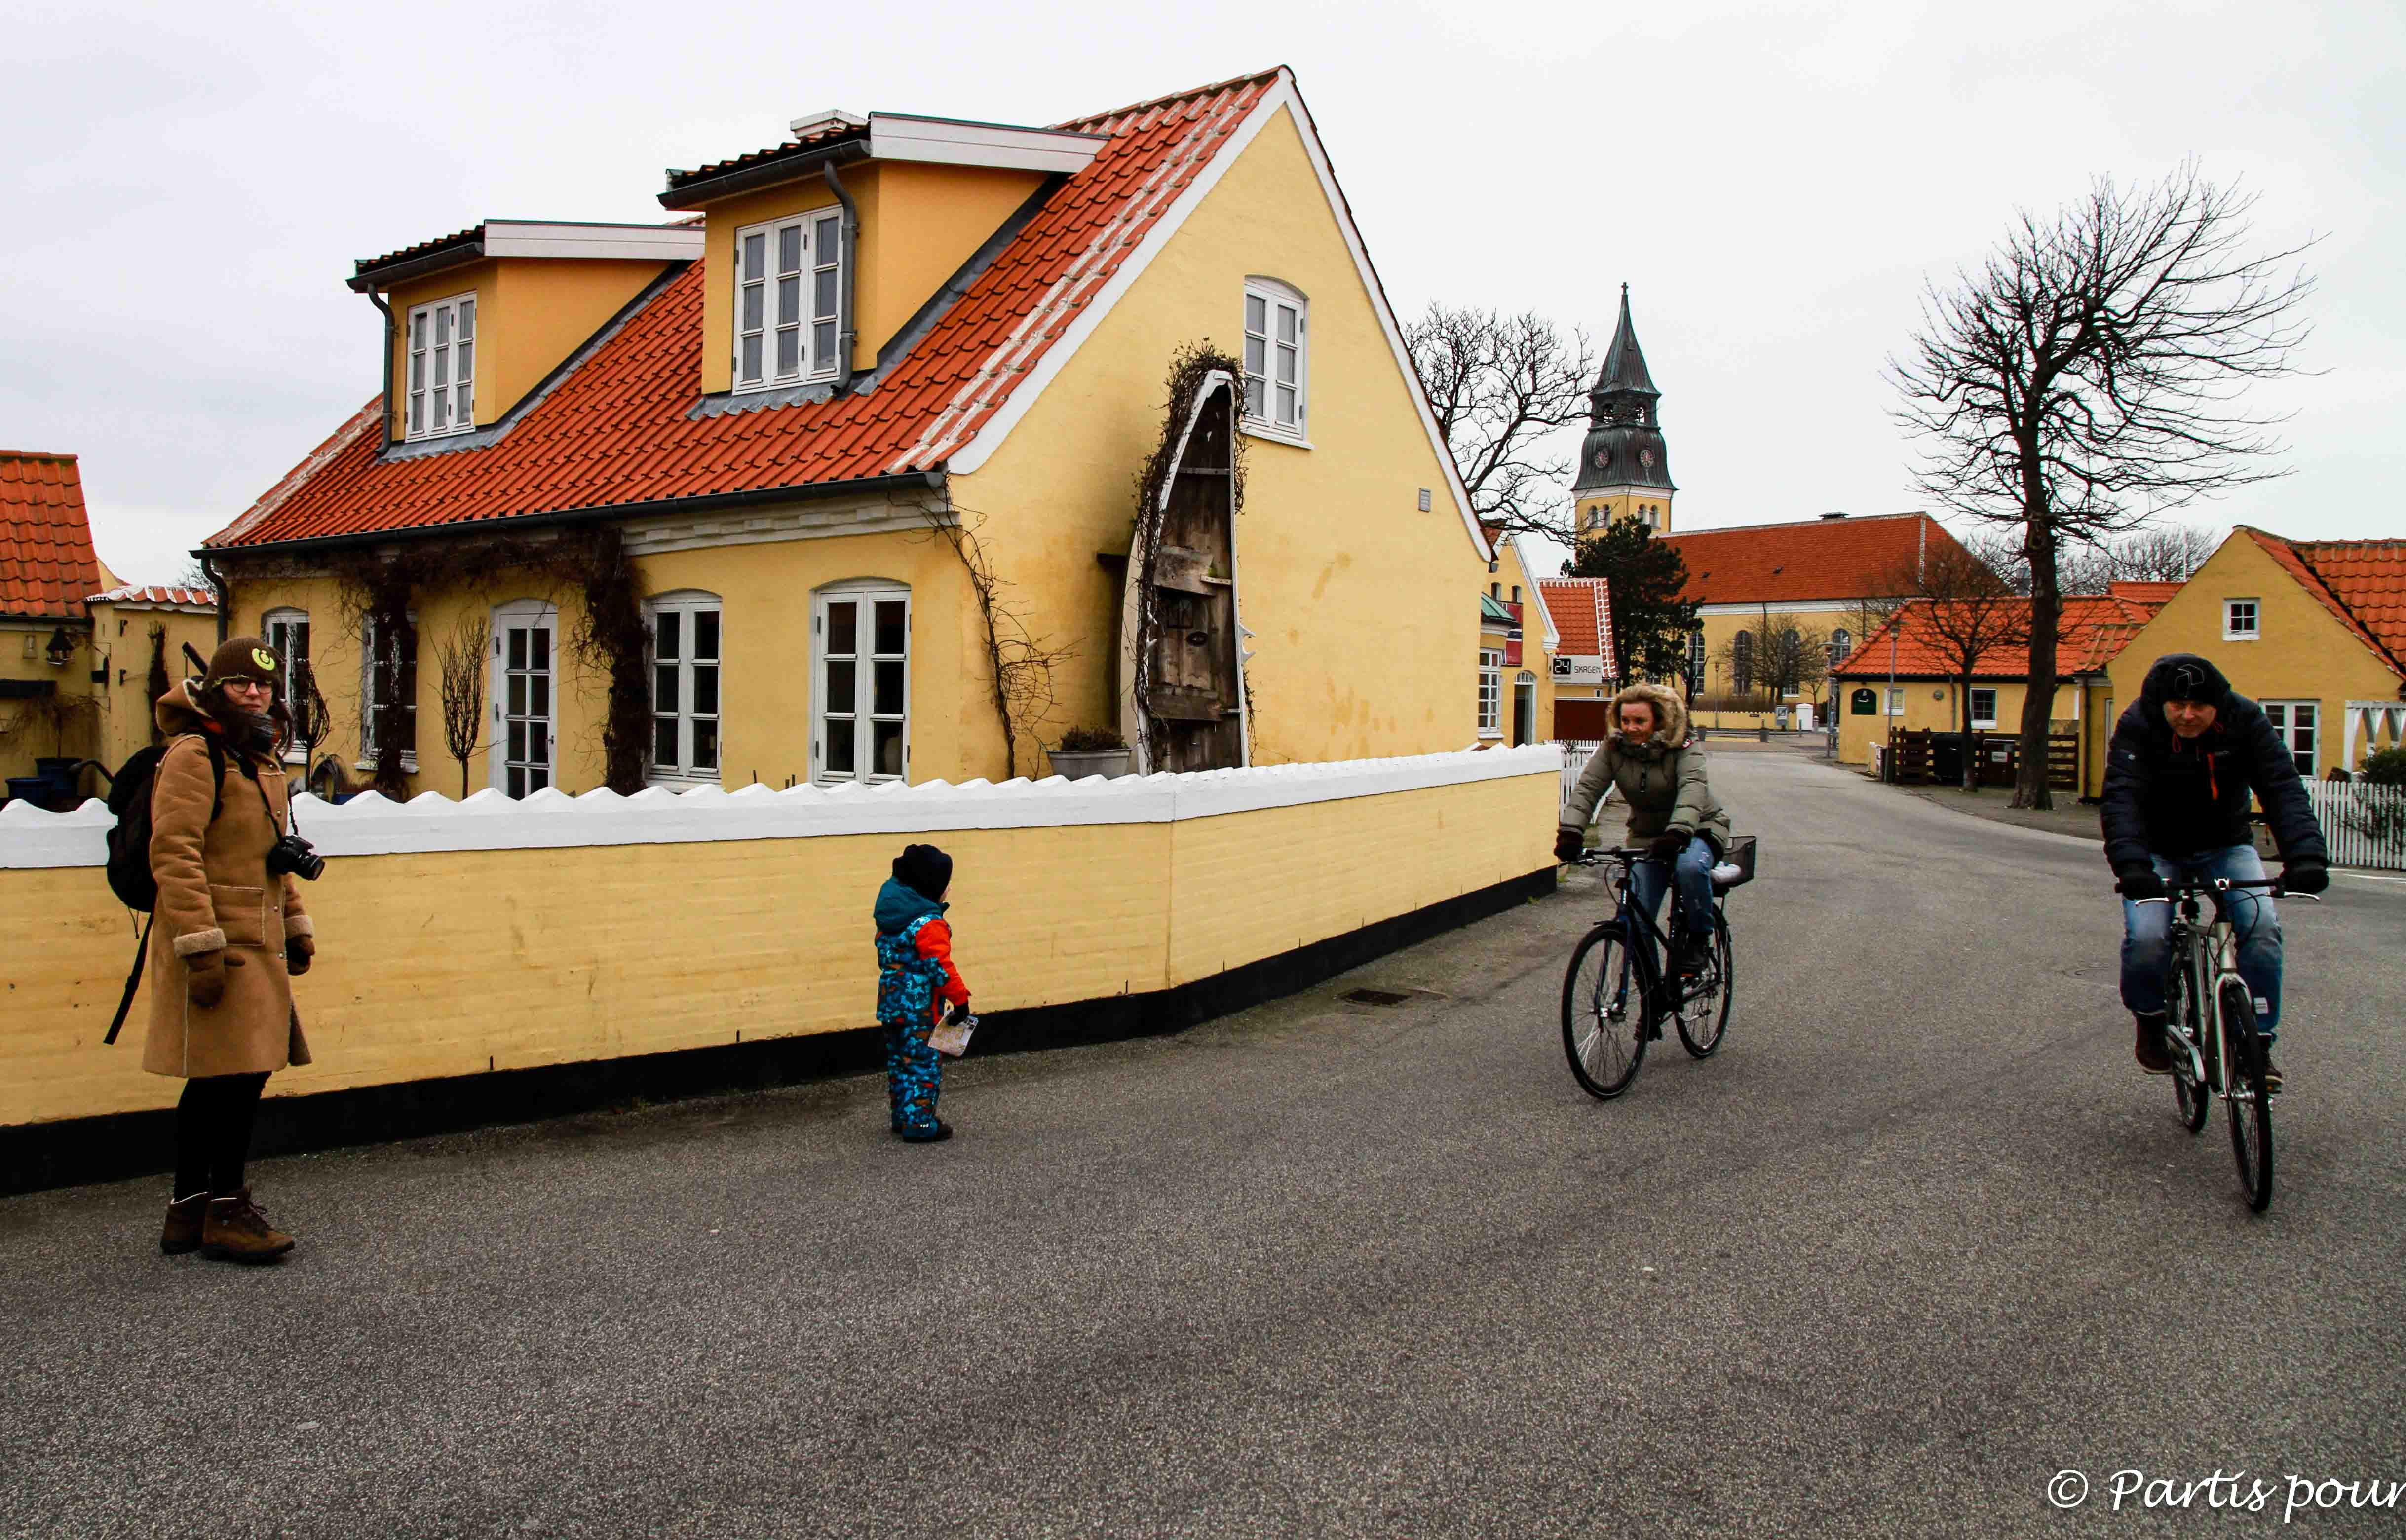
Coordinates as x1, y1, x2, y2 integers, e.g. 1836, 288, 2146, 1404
2171, 960, 2209, 1133
2219, 981, 2273, 1212
1676, 919, 1733, 1059
1562, 923, 1648, 1100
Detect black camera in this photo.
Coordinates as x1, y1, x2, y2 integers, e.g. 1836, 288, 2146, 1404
266, 832, 325, 882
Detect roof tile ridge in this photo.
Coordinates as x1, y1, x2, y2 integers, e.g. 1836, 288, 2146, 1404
1055, 66, 1284, 134
0, 450, 78, 463
1664, 512, 1924, 538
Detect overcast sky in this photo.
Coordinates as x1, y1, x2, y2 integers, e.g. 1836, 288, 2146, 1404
10, 0, 2399, 583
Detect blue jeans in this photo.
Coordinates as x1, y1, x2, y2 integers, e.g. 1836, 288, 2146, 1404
2120, 844, 2284, 1039
1629, 836, 1717, 966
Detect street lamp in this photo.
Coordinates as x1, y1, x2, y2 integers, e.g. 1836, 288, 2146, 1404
44, 628, 75, 668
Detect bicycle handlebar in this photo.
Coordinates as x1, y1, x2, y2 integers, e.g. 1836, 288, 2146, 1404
2117, 875, 2284, 898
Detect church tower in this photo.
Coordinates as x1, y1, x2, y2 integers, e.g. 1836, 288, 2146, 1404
1571, 285, 1675, 538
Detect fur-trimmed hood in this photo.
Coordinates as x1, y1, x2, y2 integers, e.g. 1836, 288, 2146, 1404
1608, 681, 1690, 755
153, 678, 213, 738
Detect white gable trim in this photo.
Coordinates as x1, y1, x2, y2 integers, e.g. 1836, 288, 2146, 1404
1508, 535, 1560, 651
929, 72, 1492, 564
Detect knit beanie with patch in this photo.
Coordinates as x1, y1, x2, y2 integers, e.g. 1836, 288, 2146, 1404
202, 637, 282, 692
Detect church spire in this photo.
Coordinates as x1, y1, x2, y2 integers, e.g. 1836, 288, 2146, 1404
1570, 284, 1674, 514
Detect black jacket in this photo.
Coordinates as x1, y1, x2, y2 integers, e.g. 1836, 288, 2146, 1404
2100, 654, 2326, 871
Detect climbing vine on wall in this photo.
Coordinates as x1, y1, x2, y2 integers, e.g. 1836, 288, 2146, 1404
229, 526, 651, 796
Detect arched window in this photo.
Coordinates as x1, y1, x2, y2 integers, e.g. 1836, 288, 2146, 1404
1687, 629, 1706, 684
1241, 277, 1308, 439
1732, 629, 1755, 695
1831, 626, 1852, 665
814, 580, 910, 784
491, 599, 558, 797
645, 590, 722, 785
261, 607, 311, 762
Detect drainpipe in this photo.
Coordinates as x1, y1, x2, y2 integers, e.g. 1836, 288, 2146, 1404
198, 552, 230, 644
364, 290, 397, 452
822, 161, 860, 393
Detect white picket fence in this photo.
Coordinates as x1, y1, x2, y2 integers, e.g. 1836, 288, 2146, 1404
2308, 782, 2406, 872
1558, 740, 1602, 816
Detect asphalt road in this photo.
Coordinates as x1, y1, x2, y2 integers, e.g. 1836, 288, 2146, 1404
5, 751, 2402, 1539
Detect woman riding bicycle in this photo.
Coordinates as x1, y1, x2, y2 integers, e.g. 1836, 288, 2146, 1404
1555, 683, 1731, 976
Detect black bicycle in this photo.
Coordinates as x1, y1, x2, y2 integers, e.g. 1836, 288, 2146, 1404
2129, 870, 2296, 1211
1560, 840, 1751, 1099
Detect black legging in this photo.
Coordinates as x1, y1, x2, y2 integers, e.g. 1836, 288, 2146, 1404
172, 1073, 269, 1199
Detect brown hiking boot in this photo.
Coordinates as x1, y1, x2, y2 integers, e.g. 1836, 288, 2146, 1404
2134, 1014, 2173, 1075
201, 1188, 294, 1263
160, 1194, 209, 1255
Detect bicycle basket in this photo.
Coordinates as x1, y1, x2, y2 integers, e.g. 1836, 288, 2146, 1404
1710, 835, 1757, 890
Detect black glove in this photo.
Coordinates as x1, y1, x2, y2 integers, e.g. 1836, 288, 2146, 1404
1554, 829, 1586, 864
2281, 859, 2328, 896
286, 936, 314, 976
2116, 864, 2166, 901
1647, 831, 1688, 862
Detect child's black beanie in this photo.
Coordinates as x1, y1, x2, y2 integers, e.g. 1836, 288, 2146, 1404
894, 843, 953, 902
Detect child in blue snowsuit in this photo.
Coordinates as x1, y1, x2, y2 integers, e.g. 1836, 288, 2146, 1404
874, 844, 972, 1143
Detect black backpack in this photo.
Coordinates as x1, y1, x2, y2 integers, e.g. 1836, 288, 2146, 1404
100, 735, 224, 1044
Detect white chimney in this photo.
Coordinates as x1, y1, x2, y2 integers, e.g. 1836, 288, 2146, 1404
789, 109, 867, 140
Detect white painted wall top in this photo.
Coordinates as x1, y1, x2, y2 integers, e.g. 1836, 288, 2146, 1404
1, 746, 1560, 868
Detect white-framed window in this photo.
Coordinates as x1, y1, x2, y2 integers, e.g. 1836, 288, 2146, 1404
1970, 687, 1998, 729
2262, 700, 2318, 776
1478, 648, 1503, 736
2224, 598, 2260, 640
1887, 686, 1906, 717
646, 591, 722, 785
491, 600, 558, 798
1241, 278, 1308, 439
1831, 627, 1852, 665
1687, 630, 1706, 684
813, 582, 909, 785
261, 608, 311, 762
733, 209, 843, 392
360, 612, 419, 770
404, 293, 476, 440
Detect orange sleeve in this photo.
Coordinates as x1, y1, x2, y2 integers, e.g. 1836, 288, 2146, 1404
914, 918, 970, 1007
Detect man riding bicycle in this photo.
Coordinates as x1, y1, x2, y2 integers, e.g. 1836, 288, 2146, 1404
1555, 683, 1730, 977
2103, 654, 2327, 1090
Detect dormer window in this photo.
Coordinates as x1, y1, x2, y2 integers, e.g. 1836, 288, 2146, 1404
405, 294, 476, 439
734, 211, 843, 391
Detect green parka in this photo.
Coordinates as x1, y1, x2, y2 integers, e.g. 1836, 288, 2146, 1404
1558, 682, 1732, 851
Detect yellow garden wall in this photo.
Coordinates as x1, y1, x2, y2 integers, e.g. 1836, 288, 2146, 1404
1, 748, 1559, 1128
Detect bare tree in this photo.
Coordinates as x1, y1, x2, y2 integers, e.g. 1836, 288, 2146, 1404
1712, 603, 1830, 709
2103, 523, 2221, 583
1405, 304, 1594, 542
1890, 162, 2315, 808
437, 611, 489, 800
1909, 543, 2033, 792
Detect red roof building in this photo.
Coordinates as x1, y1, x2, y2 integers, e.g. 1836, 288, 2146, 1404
1832, 591, 2169, 683
1664, 512, 1971, 608
2241, 528, 2406, 677
0, 453, 107, 621
1535, 579, 1617, 677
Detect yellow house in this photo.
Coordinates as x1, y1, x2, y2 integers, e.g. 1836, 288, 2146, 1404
2105, 527, 2406, 782
81, 586, 223, 774
1833, 588, 2165, 793
199, 70, 1507, 797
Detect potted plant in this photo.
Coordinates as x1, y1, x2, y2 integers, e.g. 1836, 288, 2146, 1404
1047, 726, 1133, 780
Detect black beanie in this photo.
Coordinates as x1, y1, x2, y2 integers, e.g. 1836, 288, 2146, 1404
893, 843, 953, 902
2160, 657, 2224, 704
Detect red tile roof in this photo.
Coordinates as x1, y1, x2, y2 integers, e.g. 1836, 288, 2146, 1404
2107, 580, 2182, 605
1536, 579, 1617, 676
1664, 514, 1973, 606
89, 583, 216, 610
2243, 528, 2406, 678
1832, 592, 2164, 681
0, 452, 106, 621
212, 70, 1286, 552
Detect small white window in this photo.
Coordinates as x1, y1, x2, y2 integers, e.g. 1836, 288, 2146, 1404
2224, 598, 2260, 640
404, 294, 476, 440
734, 210, 844, 392
1478, 648, 1503, 736
2261, 701, 2317, 776
262, 609, 311, 762
647, 592, 723, 785
814, 583, 909, 784
1241, 278, 1308, 440
360, 612, 419, 770
1970, 687, 1998, 729
1687, 630, 1706, 683
1887, 686, 1906, 717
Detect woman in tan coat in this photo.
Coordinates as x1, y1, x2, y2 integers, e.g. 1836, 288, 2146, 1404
147, 639, 317, 1262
